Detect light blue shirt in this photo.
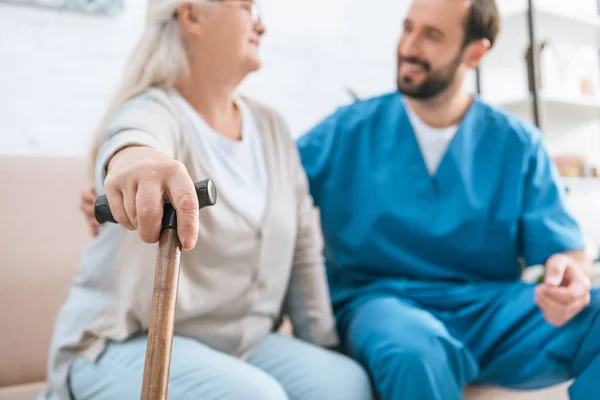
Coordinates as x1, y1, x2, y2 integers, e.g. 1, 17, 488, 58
296, 92, 585, 293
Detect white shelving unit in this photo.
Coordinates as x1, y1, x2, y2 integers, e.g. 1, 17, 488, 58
563, 176, 600, 190
487, 5, 600, 63
482, 2, 600, 125
478, 2, 600, 273
497, 93, 600, 120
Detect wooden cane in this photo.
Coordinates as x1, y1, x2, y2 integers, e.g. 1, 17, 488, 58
94, 179, 217, 400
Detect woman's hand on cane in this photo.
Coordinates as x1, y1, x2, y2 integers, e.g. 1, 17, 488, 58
104, 145, 200, 251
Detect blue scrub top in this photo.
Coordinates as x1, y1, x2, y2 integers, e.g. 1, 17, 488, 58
297, 92, 584, 287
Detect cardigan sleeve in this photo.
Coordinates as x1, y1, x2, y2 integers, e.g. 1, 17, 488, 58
278, 115, 339, 348
94, 89, 180, 193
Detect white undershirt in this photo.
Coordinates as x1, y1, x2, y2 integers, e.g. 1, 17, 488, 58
404, 100, 459, 176
170, 90, 268, 224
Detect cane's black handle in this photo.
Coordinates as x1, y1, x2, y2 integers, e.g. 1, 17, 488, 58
94, 179, 217, 225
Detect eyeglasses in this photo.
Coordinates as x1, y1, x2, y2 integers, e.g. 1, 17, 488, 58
174, 0, 261, 24
218, 0, 261, 24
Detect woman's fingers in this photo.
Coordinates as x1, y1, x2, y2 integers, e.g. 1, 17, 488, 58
123, 181, 139, 230
104, 180, 135, 230
165, 163, 199, 251
136, 180, 164, 243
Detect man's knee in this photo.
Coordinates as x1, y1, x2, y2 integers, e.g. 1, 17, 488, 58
343, 297, 478, 398
574, 288, 600, 338
589, 288, 600, 316
368, 329, 476, 383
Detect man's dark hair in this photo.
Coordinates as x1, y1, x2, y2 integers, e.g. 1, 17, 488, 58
463, 0, 501, 48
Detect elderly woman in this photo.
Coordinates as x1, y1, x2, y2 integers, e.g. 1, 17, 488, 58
40, 0, 374, 399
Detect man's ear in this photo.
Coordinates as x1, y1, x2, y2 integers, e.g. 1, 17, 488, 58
176, 2, 205, 37
464, 38, 491, 69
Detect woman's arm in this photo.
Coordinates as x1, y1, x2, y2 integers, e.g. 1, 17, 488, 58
281, 145, 339, 348
93, 91, 200, 250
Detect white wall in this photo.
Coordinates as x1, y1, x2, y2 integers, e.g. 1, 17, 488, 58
238, 0, 410, 136
0, 0, 147, 155
0, 0, 598, 165
0, 0, 411, 156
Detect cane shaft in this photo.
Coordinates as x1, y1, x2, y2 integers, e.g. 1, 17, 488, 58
141, 228, 182, 400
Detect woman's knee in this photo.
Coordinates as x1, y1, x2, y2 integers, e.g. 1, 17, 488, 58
308, 353, 374, 400
69, 335, 290, 400
246, 379, 289, 400
70, 354, 289, 400
249, 334, 373, 400
334, 355, 375, 400
173, 372, 289, 400
69, 355, 144, 400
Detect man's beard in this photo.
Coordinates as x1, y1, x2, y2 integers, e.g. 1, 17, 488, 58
396, 52, 463, 99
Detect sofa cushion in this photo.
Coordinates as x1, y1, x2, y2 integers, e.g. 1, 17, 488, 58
464, 383, 569, 399
0, 381, 49, 400
0, 156, 90, 387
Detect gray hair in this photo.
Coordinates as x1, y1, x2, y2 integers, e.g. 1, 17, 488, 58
88, 0, 212, 176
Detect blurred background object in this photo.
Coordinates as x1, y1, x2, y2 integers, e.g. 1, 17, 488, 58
0, 0, 123, 14
478, 0, 600, 167
0, 0, 597, 163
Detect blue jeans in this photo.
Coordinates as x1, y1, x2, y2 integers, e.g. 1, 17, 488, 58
68, 333, 374, 399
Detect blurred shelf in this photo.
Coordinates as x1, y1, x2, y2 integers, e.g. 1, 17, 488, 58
562, 176, 600, 190
492, 93, 600, 120
487, 6, 600, 64
506, 5, 600, 45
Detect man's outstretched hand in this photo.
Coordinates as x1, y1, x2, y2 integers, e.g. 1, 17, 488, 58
535, 253, 592, 327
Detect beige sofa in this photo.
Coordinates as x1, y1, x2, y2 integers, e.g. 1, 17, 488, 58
0, 155, 569, 399
0, 156, 90, 399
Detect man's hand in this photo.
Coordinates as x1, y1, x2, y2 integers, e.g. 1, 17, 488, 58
80, 186, 101, 237
535, 253, 592, 327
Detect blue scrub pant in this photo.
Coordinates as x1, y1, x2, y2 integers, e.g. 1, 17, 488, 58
336, 282, 600, 400
68, 333, 374, 399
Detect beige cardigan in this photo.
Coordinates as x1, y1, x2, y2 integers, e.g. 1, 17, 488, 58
40, 88, 337, 400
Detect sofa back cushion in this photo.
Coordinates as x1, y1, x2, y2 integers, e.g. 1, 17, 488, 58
0, 156, 91, 387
